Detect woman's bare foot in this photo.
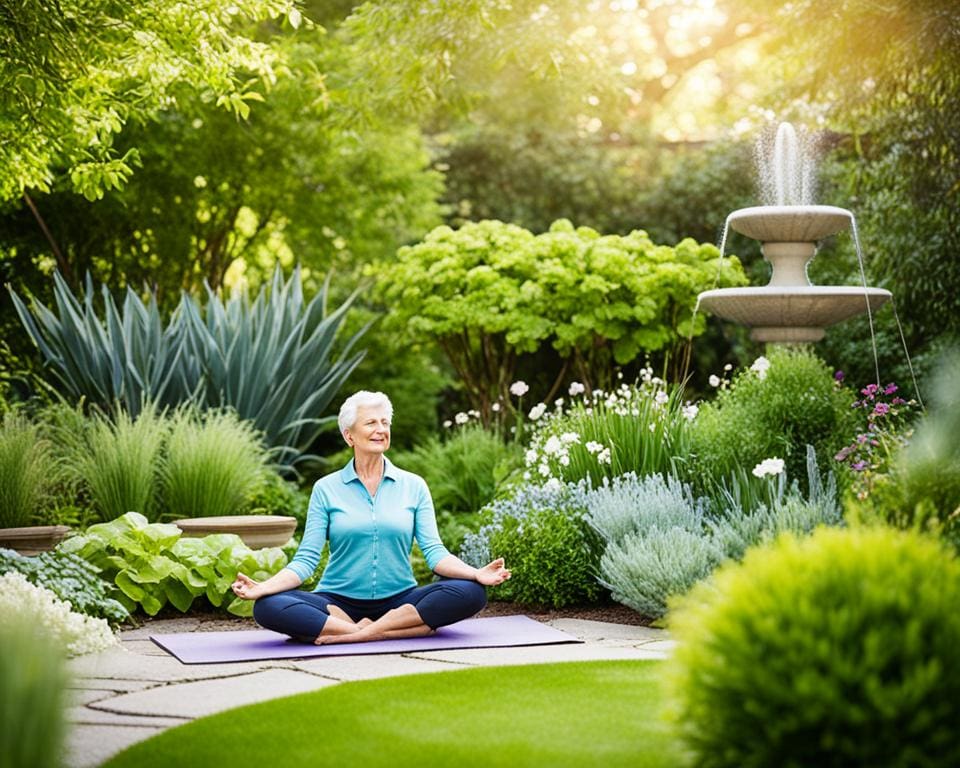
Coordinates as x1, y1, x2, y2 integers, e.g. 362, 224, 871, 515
357, 618, 373, 628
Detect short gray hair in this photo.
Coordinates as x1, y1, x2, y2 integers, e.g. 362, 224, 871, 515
338, 391, 393, 441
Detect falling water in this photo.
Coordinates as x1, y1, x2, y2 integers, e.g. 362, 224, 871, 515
757, 122, 819, 207
847, 212, 923, 405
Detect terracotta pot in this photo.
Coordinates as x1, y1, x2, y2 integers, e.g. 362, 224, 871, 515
0, 525, 72, 556
173, 515, 297, 549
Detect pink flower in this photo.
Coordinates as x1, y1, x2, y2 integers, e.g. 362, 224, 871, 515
874, 402, 890, 416
884, 383, 898, 395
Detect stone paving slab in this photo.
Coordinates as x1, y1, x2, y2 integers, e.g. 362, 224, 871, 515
65, 724, 165, 768
67, 707, 190, 727
68, 677, 160, 693
68, 646, 296, 682
290, 653, 467, 681
545, 618, 666, 646
407, 643, 665, 666
93, 668, 339, 719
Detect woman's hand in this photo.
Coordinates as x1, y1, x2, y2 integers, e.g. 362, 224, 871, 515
475, 557, 511, 586
231, 572, 264, 601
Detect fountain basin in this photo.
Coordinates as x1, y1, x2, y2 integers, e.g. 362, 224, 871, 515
699, 286, 892, 342
729, 205, 851, 242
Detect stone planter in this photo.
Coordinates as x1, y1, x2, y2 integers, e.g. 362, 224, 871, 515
0, 525, 72, 555
173, 515, 297, 549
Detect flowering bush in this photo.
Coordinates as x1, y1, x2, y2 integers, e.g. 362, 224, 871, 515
0, 571, 117, 657
520, 370, 694, 487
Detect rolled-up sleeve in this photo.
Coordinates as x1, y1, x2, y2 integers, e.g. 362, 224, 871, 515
285, 482, 329, 583
413, 479, 450, 570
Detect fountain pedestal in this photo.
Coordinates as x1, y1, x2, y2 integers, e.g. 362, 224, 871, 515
698, 205, 891, 343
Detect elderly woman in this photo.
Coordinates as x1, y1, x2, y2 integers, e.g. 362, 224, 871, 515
232, 391, 510, 644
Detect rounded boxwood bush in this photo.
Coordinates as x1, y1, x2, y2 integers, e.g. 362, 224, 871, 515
665, 526, 960, 768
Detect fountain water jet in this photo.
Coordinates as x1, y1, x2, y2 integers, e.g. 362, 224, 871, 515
699, 122, 891, 345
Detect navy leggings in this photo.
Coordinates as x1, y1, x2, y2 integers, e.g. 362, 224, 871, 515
253, 579, 487, 642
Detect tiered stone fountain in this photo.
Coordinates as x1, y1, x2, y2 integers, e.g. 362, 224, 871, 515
698, 122, 891, 343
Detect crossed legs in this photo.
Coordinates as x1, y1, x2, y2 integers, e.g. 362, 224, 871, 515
252, 579, 487, 645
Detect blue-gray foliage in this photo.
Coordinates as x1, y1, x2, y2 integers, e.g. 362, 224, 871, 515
9, 266, 365, 466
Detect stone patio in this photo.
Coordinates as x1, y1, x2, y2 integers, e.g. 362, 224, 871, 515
65, 616, 672, 767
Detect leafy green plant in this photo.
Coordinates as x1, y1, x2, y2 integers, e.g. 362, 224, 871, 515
378, 219, 746, 419
75, 403, 167, 522
0, 410, 61, 527
666, 526, 960, 768
59, 512, 288, 616
0, 547, 128, 625
689, 347, 858, 492
0, 617, 67, 768
162, 407, 270, 519
392, 424, 522, 513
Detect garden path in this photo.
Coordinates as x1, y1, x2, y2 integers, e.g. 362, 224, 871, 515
64, 610, 672, 768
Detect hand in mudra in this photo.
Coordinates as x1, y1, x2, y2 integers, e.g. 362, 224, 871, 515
231, 572, 264, 600
476, 558, 511, 586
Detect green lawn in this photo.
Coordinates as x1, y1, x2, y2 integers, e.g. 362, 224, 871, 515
103, 660, 681, 768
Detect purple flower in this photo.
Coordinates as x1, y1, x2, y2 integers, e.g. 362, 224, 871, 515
884, 383, 898, 395
856, 433, 869, 444
861, 383, 879, 398
892, 397, 906, 405
851, 460, 868, 471
874, 402, 890, 416
834, 370, 845, 382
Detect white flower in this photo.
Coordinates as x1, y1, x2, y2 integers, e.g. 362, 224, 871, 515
554, 397, 564, 408
443, 420, 452, 428
585, 441, 604, 454
454, 412, 469, 425
522, 471, 531, 481
510, 381, 529, 397
752, 457, 785, 478
528, 403, 547, 420
751, 356, 771, 380
648, 422, 656, 432
568, 381, 586, 396
468, 409, 480, 418
524, 449, 539, 465
682, 404, 699, 421
538, 463, 551, 477
597, 447, 612, 464
491, 402, 501, 412
617, 371, 624, 379
0, 572, 117, 657
543, 436, 564, 456
543, 478, 561, 491
559, 455, 570, 466
654, 390, 669, 406
560, 431, 580, 444
709, 374, 721, 387
724, 363, 733, 371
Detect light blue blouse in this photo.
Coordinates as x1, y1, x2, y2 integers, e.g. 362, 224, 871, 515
284, 457, 451, 599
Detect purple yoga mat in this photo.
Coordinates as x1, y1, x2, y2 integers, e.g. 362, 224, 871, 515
150, 615, 582, 664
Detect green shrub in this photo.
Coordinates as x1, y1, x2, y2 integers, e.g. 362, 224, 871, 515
489, 507, 602, 608
461, 481, 601, 608
690, 347, 857, 491
248, 472, 310, 533
0, 410, 60, 527
162, 407, 270, 519
75, 404, 167, 522
392, 424, 522, 513
666, 526, 960, 767
0, 618, 67, 768
0, 547, 128, 625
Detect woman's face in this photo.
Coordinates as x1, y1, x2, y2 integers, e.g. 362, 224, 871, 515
346, 405, 391, 455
